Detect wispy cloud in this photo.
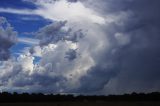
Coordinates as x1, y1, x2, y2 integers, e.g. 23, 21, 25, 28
19, 16, 42, 21
0, 0, 106, 24
18, 37, 39, 45
0, 8, 35, 15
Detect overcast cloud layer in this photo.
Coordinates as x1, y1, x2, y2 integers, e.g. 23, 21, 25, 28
0, 0, 160, 95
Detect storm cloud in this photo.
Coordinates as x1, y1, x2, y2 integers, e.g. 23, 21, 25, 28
0, 0, 160, 95
101, 0, 160, 94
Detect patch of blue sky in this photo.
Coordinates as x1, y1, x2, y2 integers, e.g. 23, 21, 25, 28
10, 43, 42, 64
0, 13, 51, 58
34, 56, 41, 64
0, 0, 37, 9
10, 42, 30, 57
0, 13, 51, 33
0, 0, 52, 63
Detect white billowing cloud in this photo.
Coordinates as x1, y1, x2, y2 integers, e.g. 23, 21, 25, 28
30, 44, 57, 57
17, 54, 35, 74
0, 0, 120, 93
30, 46, 42, 57
65, 41, 78, 50
0, 56, 35, 91
37, 40, 95, 90
0, 60, 15, 79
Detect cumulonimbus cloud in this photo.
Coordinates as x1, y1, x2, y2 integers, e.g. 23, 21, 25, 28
0, 0, 160, 95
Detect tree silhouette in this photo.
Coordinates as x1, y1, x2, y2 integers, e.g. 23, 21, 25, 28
0, 92, 159, 102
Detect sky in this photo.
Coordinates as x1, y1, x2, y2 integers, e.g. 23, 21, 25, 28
0, 0, 160, 95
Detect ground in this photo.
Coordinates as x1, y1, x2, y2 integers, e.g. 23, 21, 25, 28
0, 101, 160, 106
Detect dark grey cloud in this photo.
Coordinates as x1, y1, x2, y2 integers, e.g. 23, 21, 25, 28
11, 72, 66, 93
35, 21, 83, 47
0, 17, 17, 60
39, 0, 160, 95
35, 21, 67, 46
67, 0, 78, 2
64, 29, 84, 43
65, 49, 77, 61
105, 0, 160, 94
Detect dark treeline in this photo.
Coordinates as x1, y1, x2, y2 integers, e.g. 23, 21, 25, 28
0, 92, 160, 102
